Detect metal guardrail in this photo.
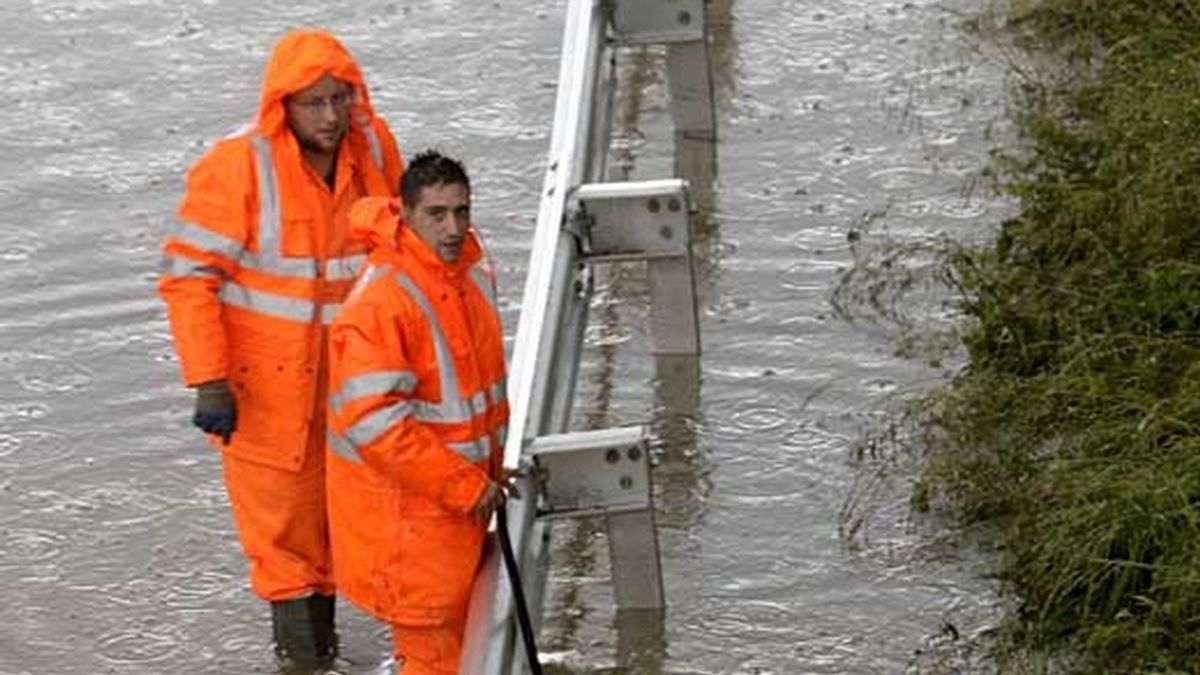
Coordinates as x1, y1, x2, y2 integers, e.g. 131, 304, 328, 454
458, 1, 715, 673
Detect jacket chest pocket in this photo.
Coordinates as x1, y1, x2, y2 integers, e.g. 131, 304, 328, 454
226, 321, 315, 452
277, 215, 319, 259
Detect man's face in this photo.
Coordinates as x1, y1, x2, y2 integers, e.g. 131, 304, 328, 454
405, 182, 471, 263
285, 74, 353, 156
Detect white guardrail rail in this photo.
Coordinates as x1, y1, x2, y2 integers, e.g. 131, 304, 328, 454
458, 1, 715, 673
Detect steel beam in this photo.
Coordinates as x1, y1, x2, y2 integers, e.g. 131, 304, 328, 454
458, 0, 713, 671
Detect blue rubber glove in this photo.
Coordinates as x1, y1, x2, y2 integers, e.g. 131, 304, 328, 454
192, 380, 236, 445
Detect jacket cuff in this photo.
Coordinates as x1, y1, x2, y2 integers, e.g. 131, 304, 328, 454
182, 365, 228, 388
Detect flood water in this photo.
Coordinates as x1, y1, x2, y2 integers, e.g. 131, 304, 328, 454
0, 1, 1013, 674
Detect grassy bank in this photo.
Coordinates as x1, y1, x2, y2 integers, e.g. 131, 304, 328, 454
886, 1, 1200, 672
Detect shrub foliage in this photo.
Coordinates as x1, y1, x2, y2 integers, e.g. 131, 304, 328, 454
917, 1, 1200, 671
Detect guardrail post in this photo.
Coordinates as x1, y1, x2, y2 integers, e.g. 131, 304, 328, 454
668, 38, 717, 210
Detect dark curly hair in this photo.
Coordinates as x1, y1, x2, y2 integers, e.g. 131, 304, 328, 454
400, 150, 470, 206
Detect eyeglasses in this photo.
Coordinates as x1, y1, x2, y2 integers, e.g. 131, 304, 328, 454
288, 90, 355, 114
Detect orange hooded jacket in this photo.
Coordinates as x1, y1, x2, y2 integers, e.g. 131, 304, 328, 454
159, 30, 404, 471
326, 197, 509, 626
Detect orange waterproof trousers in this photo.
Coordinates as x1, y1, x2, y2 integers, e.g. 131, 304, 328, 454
220, 415, 333, 601
391, 611, 467, 675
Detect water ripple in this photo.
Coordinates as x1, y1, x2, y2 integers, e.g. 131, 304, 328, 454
96, 625, 184, 664
23, 482, 185, 530
729, 405, 792, 433
0, 528, 64, 564
212, 620, 267, 655
15, 356, 94, 394
161, 569, 237, 608
0, 243, 37, 262
0, 429, 71, 467
85, 577, 161, 610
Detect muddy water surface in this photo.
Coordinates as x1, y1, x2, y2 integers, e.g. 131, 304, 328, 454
0, 1, 1011, 673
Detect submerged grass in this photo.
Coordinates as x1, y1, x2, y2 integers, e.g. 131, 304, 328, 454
851, 1, 1200, 672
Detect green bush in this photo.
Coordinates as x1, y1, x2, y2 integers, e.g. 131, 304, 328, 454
915, 1, 1200, 671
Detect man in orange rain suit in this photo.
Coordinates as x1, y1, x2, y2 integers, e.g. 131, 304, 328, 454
326, 151, 511, 675
157, 29, 403, 668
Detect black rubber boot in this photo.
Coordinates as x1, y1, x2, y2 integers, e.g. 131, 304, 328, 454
271, 594, 337, 672
308, 593, 338, 661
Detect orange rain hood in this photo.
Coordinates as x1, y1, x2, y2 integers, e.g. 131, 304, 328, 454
348, 196, 403, 252
256, 29, 378, 138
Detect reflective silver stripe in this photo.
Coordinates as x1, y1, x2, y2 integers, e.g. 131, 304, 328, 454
448, 436, 491, 463
223, 121, 255, 140
490, 378, 507, 407
471, 391, 488, 417
361, 121, 384, 169
170, 221, 244, 258
338, 396, 487, 458
340, 262, 391, 314
250, 135, 282, 261
495, 424, 508, 447
219, 282, 316, 323
413, 398, 477, 425
330, 370, 418, 415
326, 253, 367, 281
337, 422, 488, 464
344, 400, 414, 448
243, 252, 319, 278
322, 303, 342, 325
394, 272, 461, 401
468, 265, 498, 315
160, 253, 223, 279
347, 263, 390, 300
327, 431, 363, 464
245, 135, 319, 280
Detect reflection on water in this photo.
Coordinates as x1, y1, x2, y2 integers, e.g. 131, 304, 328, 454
615, 608, 667, 674
0, 0, 1010, 673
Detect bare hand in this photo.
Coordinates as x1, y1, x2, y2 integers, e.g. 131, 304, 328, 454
500, 466, 523, 500
471, 481, 506, 524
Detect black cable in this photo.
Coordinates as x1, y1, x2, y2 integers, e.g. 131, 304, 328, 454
496, 504, 544, 675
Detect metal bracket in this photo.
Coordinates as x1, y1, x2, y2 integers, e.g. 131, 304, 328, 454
531, 426, 651, 519
563, 206, 591, 243
610, 0, 705, 45
577, 179, 691, 258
